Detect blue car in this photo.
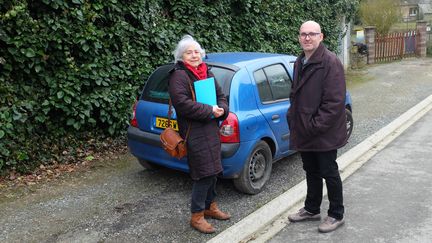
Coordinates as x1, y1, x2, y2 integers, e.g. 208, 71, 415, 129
127, 52, 353, 194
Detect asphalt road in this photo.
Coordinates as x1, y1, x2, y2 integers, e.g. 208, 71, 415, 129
1, 58, 432, 243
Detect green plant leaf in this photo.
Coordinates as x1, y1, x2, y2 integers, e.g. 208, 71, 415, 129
67, 118, 75, 125
64, 96, 72, 104
25, 48, 36, 58
83, 44, 90, 52
73, 122, 80, 130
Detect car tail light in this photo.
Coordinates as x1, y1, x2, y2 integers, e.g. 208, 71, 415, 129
130, 100, 138, 127
220, 112, 239, 143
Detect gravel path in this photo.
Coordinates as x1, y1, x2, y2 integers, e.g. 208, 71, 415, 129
1, 58, 431, 243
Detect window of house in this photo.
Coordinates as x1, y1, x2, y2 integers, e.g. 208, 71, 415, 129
409, 7, 417, 16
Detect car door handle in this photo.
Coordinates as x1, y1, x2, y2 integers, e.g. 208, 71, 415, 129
271, 115, 279, 120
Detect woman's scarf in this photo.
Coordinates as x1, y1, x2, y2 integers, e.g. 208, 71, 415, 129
183, 62, 208, 80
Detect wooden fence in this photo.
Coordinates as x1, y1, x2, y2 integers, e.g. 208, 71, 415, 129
374, 31, 417, 62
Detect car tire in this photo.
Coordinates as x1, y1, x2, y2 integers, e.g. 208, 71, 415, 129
233, 141, 272, 195
137, 159, 160, 171
346, 108, 354, 140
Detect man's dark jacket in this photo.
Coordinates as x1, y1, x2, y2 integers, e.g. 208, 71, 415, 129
169, 62, 229, 180
287, 43, 347, 151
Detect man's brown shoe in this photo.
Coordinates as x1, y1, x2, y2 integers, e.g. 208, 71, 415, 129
204, 202, 231, 220
190, 212, 216, 234
288, 208, 321, 222
318, 216, 345, 233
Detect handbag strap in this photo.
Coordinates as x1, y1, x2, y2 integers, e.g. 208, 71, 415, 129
167, 81, 195, 141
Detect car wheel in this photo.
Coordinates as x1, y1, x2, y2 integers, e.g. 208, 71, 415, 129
346, 108, 354, 140
233, 141, 272, 195
137, 159, 160, 171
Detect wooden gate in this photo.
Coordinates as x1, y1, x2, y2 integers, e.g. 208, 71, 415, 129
374, 31, 417, 62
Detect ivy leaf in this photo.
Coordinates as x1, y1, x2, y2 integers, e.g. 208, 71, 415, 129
0, 130, 5, 139
35, 115, 46, 123
76, 10, 84, 21
13, 114, 23, 122
108, 126, 115, 135
25, 48, 35, 58
43, 107, 50, 114
67, 118, 75, 125
83, 44, 90, 52
88, 118, 96, 124
73, 122, 80, 130
57, 91, 64, 99
93, 100, 100, 107
64, 96, 72, 104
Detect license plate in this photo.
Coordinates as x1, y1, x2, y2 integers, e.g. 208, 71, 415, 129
155, 117, 179, 131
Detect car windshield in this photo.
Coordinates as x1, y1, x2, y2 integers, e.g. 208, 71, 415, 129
141, 64, 234, 103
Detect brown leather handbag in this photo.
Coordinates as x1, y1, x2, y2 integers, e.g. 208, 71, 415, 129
160, 81, 195, 159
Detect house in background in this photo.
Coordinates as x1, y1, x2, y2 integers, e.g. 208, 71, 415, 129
418, 1, 432, 22
400, 0, 432, 22
400, 0, 420, 22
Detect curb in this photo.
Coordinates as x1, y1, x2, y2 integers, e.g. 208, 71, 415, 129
208, 94, 432, 243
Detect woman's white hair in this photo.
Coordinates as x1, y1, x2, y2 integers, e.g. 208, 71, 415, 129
173, 35, 206, 63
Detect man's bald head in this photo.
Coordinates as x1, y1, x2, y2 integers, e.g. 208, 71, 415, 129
300, 21, 321, 34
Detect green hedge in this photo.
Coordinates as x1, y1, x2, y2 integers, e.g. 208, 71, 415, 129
0, 0, 358, 173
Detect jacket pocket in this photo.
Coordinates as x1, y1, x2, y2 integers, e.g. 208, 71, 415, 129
297, 107, 316, 137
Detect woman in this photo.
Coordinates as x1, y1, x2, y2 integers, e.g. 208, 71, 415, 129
168, 35, 230, 234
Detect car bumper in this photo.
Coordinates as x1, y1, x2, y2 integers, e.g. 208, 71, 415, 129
127, 126, 247, 178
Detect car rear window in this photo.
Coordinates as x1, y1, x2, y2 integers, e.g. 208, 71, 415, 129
141, 64, 234, 103
141, 64, 174, 102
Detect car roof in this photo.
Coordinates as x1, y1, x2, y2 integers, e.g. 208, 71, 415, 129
204, 52, 296, 69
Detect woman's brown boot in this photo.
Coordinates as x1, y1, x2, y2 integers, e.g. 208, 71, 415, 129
204, 202, 231, 220
190, 211, 215, 234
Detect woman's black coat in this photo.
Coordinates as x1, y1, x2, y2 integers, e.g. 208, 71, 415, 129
168, 62, 229, 180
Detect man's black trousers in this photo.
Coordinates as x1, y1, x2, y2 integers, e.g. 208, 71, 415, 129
301, 150, 344, 220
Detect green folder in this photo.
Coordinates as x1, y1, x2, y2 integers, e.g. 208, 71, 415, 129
194, 77, 217, 106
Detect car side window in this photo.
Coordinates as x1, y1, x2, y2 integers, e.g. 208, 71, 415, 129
253, 69, 273, 102
254, 64, 292, 103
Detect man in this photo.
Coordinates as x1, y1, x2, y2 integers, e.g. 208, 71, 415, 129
287, 20, 347, 233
